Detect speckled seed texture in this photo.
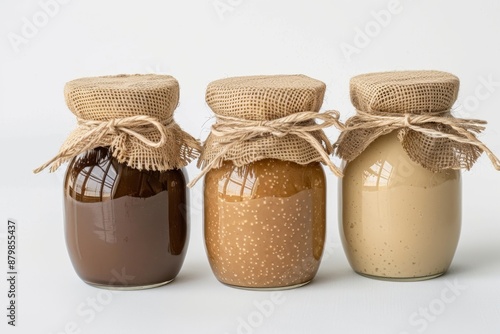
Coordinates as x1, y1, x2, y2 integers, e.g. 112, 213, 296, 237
204, 159, 326, 289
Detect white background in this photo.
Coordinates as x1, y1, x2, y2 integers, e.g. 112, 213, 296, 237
1, 0, 500, 333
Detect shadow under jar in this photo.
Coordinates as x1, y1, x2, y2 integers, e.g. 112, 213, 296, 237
339, 131, 461, 281
64, 147, 189, 290
204, 159, 326, 290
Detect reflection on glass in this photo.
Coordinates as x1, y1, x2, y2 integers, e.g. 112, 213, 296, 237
218, 165, 258, 198
66, 147, 117, 202
362, 160, 394, 188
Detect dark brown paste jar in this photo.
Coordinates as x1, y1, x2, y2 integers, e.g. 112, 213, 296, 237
34, 74, 200, 289
64, 147, 189, 289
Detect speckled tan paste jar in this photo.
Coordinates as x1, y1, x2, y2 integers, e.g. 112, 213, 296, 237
336, 71, 473, 281
197, 75, 338, 290
205, 159, 326, 289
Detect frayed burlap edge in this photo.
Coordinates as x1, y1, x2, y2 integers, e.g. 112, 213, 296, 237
187, 110, 344, 187
199, 131, 333, 170
34, 118, 201, 173
335, 111, 499, 172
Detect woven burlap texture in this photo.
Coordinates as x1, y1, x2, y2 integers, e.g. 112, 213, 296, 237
196, 75, 342, 180
336, 70, 500, 172
34, 74, 201, 173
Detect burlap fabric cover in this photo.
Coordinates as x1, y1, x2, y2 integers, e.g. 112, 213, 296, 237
198, 74, 335, 171
336, 70, 495, 172
35, 74, 200, 172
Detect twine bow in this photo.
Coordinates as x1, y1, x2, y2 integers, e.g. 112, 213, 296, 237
33, 115, 173, 173
187, 110, 345, 188
339, 110, 500, 170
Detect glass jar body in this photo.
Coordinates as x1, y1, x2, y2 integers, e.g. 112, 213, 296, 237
64, 147, 189, 290
204, 159, 326, 290
339, 132, 461, 281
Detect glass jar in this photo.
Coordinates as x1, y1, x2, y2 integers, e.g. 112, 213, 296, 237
204, 159, 326, 290
339, 131, 461, 281
64, 147, 189, 289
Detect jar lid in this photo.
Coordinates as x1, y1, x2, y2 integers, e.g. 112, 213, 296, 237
336, 70, 500, 173
64, 74, 179, 121
206, 74, 326, 120
188, 74, 344, 186
34, 74, 201, 173
350, 70, 459, 114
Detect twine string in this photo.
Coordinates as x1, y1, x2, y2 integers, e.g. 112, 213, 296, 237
187, 110, 345, 188
344, 110, 500, 170
33, 115, 173, 173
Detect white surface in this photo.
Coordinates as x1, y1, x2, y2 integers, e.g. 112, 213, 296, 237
1, 0, 500, 333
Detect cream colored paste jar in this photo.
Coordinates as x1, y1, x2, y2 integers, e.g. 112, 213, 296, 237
339, 131, 461, 280
335, 70, 494, 281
